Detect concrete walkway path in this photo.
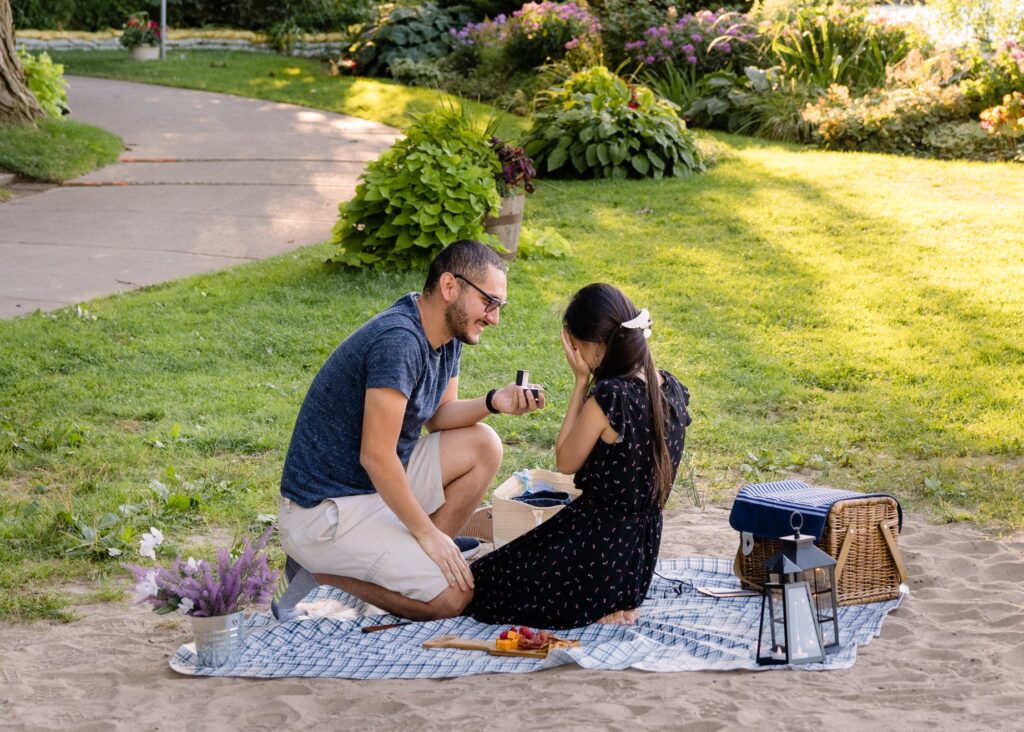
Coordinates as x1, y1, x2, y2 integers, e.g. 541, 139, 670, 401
0, 76, 400, 318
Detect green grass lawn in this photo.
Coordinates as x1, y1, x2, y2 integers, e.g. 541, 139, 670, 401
0, 116, 121, 182
2, 51, 1022, 621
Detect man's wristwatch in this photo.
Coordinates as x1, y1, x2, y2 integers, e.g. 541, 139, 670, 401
485, 388, 501, 414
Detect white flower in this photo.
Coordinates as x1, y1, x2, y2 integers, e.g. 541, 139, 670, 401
139, 527, 165, 560
186, 557, 199, 571
133, 569, 159, 602
176, 597, 195, 615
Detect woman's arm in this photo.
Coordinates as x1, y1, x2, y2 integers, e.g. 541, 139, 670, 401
554, 330, 616, 474
556, 394, 612, 474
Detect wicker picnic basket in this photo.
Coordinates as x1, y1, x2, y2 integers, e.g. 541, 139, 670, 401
734, 495, 908, 606
492, 469, 581, 549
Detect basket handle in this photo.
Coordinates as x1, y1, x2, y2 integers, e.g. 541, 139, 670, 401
835, 526, 856, 584
879, 521, 909, 583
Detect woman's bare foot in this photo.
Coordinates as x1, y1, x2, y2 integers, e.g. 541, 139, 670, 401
596, 609, 639, 625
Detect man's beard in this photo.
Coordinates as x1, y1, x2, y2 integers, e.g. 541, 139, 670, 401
445, 295, 477, 344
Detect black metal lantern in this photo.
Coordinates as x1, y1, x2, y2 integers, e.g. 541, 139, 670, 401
756, 512, 840, 666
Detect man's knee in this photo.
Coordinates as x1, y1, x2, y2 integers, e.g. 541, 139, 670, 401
425, 587, 472, 620
473, 422, 503, 467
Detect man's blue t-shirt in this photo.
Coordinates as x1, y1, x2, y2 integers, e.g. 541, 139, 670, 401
280, 293, 462, 508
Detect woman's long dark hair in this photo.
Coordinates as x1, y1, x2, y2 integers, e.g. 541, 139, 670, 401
563, 283, 672, 507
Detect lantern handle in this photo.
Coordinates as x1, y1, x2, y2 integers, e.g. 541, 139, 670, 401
790, 511, 803, 537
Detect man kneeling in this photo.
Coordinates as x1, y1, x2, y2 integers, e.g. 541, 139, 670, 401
275, 240, 542, 621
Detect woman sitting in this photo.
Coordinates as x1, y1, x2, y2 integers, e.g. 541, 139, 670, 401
464, 283, 691, 628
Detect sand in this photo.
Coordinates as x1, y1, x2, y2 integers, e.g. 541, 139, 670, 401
2, 505, 1023, 731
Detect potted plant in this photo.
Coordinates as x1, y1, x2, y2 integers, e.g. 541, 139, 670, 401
120, 12, 161, 61
485, 136, 536, 259
125, 527, 279, 667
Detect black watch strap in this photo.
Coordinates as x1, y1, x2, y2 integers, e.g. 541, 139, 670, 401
485, 388, 501, 414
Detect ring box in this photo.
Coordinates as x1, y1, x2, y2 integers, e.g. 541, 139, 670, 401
516, 369, 541, 399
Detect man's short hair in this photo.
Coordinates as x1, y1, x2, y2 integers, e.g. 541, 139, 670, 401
423, 240, 506, 295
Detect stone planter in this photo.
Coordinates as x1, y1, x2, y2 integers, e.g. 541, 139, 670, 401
190, 611, 245, 667
484, 194, 525, 260
130, 45, 160, 61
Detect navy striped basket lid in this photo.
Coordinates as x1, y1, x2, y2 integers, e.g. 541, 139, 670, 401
728, 480, 903, 541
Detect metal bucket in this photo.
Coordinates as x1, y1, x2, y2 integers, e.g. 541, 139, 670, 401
190, 611, 245, 667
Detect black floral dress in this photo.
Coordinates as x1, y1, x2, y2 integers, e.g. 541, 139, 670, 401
465, 371, 691, 629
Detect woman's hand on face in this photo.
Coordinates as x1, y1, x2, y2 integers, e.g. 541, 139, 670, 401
561, 329, 591, 382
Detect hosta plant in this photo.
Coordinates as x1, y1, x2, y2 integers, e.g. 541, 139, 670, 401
524, 65, 705, 179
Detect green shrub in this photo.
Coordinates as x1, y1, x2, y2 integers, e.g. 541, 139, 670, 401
766, 3, 923, 92
924, 120, 1015, 161
670, 66, 816, 142
329, 105, 502, 270
524, 65, 705, 179
501, 1, 602, 72
588, 0, 674, 66
16, 50, 68, 119
388, 57, 453, 88
958, 40, 1024, 114
624, 9, 765, 78
355, 3, 474, 78
801, 80, 969, 155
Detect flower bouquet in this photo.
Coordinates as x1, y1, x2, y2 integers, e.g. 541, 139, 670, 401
125, 527, 279, 666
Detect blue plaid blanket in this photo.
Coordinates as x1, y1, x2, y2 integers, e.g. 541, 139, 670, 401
729, 480, 903, 541
170, 557, 904, 678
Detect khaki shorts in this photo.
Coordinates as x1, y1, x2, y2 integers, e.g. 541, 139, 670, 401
278, 431, 448, 603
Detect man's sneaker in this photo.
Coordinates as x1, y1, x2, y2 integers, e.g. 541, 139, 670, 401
454, 536, 481, 560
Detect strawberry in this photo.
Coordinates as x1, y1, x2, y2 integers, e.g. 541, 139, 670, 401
499, 630, 509, 640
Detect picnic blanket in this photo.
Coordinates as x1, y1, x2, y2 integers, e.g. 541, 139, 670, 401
729, 480, 903, 542
170, 557, 905, 678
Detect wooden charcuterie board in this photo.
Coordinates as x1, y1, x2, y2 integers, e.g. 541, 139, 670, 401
422, 635, 550, 659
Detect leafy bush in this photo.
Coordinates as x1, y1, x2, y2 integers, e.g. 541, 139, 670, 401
625, 9, 763, 76
766, 3, 923, 92
925, 120, 1016, 161
663, 66, 816, 142
329, 105, 502, 270
388, 57, 453, 88
801, 80, 969, 155
450, 2, 602, 73
356, 3, 474, 78
524, 66, 705, 179
587, 0, 675, 66
16, 50, 68, 119
959, 39, 1024, 114
503, 1, 602, 71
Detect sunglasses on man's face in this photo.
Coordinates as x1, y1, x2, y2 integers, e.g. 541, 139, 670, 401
453, 274, 508, 314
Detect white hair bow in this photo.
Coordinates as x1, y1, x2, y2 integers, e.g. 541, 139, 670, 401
621, 308, 652, 339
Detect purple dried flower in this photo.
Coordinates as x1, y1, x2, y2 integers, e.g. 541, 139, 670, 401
123, 527, 279, 617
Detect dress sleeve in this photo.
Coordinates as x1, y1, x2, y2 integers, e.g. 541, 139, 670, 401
663, 371, 692, 427
591, 379, 627, 435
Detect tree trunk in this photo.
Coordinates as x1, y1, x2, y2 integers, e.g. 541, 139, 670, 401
0, 0, 43, 125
